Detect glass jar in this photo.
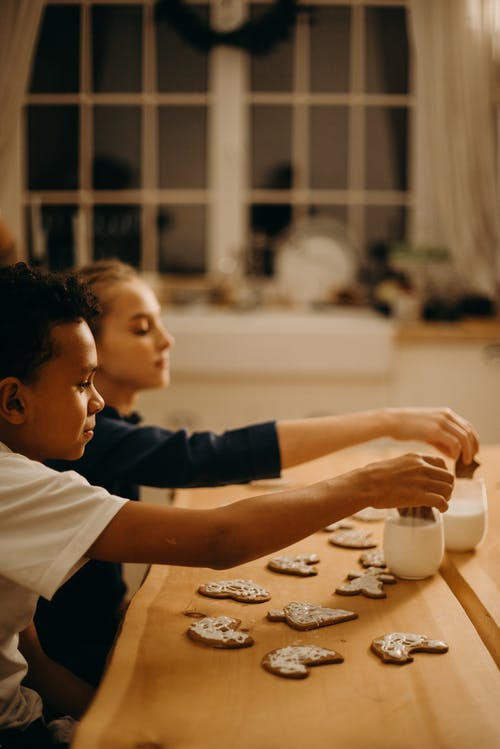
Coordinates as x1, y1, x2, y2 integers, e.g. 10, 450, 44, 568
383, 508, 444, 580
443, 478, 487, 552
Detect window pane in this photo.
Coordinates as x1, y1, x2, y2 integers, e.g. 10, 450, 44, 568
92, 5, 142, 92
250, 203, 292, 275
251, 106, 292, 189
25, 204, 77, 271
365, 206, 407, 252
309, 205, 348, 225
310, 106, 348, 189
310, 6, 351, 93
159, 107, 207, 188
365, 107, 408, 190
365, 7, 408, 94
250, 4, 293, 92
30, 5, 80, 93
156, 5, 208, 92
93, 106, 141, 189
158, 205, 206, 273
93, 205, 141, 266
27, 106, 79, 190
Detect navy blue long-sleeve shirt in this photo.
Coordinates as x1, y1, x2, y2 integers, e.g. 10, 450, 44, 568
35, 406, 281, 685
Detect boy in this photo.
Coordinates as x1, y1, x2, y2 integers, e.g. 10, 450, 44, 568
0, 263, 455, 748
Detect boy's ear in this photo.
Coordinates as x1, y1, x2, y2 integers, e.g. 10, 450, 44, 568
0, 378, 28, 424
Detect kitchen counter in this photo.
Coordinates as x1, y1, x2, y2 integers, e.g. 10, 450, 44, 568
73, 445, 500, 749
396, 318, 500, 342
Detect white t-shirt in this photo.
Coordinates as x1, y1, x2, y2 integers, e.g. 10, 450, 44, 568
0, 441, 128, 730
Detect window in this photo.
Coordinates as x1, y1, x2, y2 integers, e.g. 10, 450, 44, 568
24, 0, 412, 278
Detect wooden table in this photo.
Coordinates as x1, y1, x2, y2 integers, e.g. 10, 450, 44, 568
72, 446, 500, 749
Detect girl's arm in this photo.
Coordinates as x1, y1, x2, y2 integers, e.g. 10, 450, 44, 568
277, 407, 479, 468
87, 452, 453, 570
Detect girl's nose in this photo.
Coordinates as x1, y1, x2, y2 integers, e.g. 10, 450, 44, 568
157, 324, 175, 351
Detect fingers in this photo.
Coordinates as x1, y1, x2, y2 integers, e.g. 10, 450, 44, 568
363, 452, 455, 513
420, 454, 448, 470
422, 492, 450, 513
434, 409, 480, 463
392, 407, 480, 463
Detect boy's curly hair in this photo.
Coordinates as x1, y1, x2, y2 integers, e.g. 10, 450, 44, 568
0, 262, 101, 382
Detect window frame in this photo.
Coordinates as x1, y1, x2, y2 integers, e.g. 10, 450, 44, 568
23, 0, 413, 274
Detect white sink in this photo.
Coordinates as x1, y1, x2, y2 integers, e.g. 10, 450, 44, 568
162, 307, 394, 376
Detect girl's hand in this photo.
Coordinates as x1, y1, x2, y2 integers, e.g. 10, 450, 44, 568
385, 407, 479, 464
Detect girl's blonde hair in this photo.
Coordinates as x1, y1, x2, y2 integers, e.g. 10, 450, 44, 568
77, 259, 139, 336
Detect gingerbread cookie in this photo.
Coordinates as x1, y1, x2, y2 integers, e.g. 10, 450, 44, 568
371, 632, 449, 664
324, 520, 355, 532
267, 554, 319, 577
335, 567, 397, 598
359, 548, 386, 568
262, 645, 343, 679
267, 601, 358, 631
187, 616, 254, 649
455, 455, 480, 479
198, 579, 271, 603
351, 507, 387, 522
328, 529, 377, 549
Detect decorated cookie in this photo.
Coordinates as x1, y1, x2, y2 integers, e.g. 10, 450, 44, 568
198, 579, 271, 603
335, 567, 397, 598
262, 645, 343, 679
455, 455, 480, 479
267, 554, 319, 577
371, 632, 449, 664
351, 507, 387, 522
359, 548, 386, 568
324, 520, 355, 532
267, 601, 358, 631
187, 615, 253, 649
328, 529, 377, 549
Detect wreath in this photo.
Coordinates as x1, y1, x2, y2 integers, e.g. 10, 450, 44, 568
155, 0, 299, 55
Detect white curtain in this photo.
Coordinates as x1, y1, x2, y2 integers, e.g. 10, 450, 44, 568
0, 0, 44, 252
409, 0, 500, 297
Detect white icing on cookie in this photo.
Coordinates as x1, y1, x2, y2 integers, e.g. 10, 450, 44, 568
267, 554, 319, 576
267, 601, 358, 630
198, 579, 271, 602
187, 616, 253, 648
328, 529, 377, 549
262, 645, 343, 678
324, 520, 355, 532
335, 567, 397, 598
352, 507, 387, 522
359, 548, 386, 568
372, 632, 448, 663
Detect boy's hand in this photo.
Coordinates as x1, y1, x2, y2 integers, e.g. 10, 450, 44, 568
349, 452, 454, 513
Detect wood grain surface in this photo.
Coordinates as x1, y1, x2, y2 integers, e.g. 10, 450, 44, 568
72, 446, 500, 749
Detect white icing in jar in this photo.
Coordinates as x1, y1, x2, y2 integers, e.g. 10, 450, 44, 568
383, 509, 444, 580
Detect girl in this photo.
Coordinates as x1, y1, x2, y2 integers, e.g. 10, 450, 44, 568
36, 260, 479, 687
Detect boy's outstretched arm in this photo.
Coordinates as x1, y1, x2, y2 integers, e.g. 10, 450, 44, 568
87, 453, 453, 570
19, 623, 95, 719
277, 407, 479, 469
